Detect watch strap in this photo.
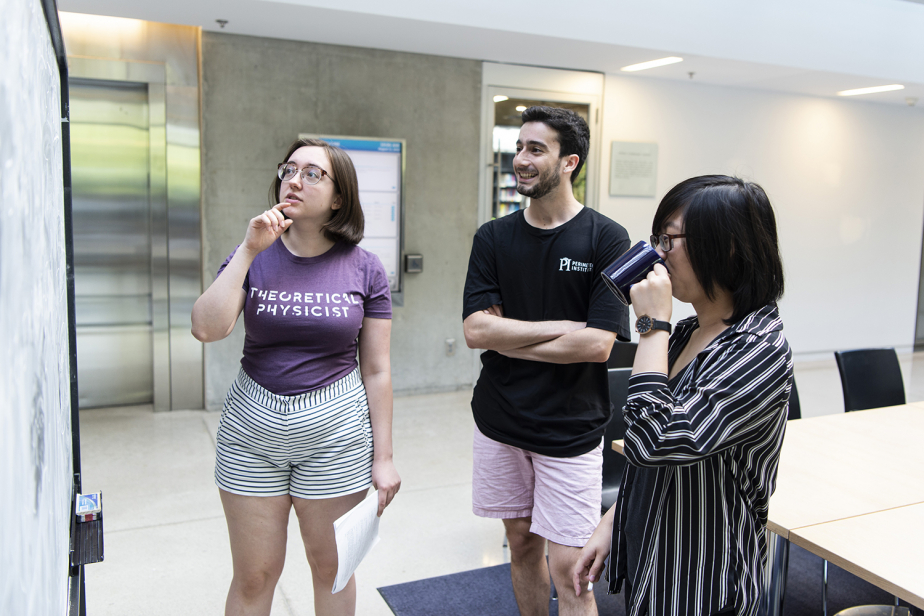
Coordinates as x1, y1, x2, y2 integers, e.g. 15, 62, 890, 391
636, 315, 672, 335
649, 319, 671, 334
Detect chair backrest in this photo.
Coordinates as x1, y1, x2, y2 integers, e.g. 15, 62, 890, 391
787, 377, 802, 421
603, 368, 631, 485
607, 341, 638, 369
834, 348, 906, 412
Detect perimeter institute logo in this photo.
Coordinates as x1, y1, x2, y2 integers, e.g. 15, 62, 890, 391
559, 257, 593, 273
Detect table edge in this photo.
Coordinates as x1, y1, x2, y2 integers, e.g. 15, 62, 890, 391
788, 528, 924, 610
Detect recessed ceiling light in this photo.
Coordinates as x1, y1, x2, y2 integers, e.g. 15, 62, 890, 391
515, 105, 527, 112
493, 95, 509, 103
837, 84, 905, 96
621, 57, 683, 72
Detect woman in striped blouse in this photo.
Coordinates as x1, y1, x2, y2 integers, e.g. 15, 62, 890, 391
572, 175, 793, 616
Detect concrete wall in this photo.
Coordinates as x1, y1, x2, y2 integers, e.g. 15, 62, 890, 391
200, 33, 481, 408
597, 74, 924, 358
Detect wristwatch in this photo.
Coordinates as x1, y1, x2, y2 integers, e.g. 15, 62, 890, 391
635, 315, 671, 336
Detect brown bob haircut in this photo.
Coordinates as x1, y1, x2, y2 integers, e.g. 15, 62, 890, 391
268, 137, 364, 245
652, 175, 784, 325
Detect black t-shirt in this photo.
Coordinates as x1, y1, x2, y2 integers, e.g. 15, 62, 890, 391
462, 207, 631, 457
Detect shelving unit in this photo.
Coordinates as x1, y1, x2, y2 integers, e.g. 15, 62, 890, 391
493, 151, 526, 218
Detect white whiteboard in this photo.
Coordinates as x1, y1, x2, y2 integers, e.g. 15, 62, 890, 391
303, 134, 405, 297
2, 0, 73, 612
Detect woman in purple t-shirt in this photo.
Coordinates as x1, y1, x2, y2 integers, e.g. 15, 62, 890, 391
192, 138, 400, 616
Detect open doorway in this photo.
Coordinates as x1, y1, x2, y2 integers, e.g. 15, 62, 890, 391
490, 98, 591, 219
473, 64, 604, 384
478, 63, 603, 227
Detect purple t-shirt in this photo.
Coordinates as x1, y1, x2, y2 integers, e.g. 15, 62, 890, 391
217, 239, 392, 395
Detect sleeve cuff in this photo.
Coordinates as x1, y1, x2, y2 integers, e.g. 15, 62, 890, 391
628, 371, 669, 397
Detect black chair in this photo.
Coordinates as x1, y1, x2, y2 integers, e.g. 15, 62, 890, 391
602, 368, 631, 513
834, 348, 906, 412
787, 377, 801, 421
607, 341, 638, 369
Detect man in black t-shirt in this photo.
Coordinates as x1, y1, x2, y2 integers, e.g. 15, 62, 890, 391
463, 106, 630, 616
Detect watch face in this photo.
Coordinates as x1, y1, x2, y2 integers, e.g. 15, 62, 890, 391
637, 315, 653, 334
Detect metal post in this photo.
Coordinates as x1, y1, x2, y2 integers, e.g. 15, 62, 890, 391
759, 530, 789, 616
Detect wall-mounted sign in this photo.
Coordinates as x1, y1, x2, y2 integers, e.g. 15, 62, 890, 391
301, 134, 405, 299
609, 141, 658, 197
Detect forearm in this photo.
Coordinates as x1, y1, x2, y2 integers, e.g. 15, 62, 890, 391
362, 368, 394, 461
501, 327, 615, 364
463, 311, 583, 351
190, 248, 255, 342
630, 330, 669, 376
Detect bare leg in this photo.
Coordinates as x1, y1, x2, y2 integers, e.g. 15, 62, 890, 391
549, 541, 597, 616
292, 489, 368, 616
503, 517, 550, 616
219, 490, 292, 616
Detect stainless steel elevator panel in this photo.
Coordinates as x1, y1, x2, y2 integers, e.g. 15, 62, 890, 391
71, 81, 154, 408
61, 24, 204, 411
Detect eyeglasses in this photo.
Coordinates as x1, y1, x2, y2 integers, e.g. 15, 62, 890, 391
650, 233, 686, 252
277, 162, 331, 185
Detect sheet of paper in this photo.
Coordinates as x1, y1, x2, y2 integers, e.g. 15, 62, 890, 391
332, 490, 381, 594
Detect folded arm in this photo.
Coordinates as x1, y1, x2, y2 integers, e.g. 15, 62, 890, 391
463, 306, 585, 352
499, 326, 616, 364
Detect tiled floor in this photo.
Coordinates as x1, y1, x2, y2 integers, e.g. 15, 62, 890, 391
79, 353, 924, 615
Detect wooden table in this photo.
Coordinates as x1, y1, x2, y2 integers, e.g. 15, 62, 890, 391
790, 502, 924, 609
767, 404, 924, 539
612, 403, 924, 610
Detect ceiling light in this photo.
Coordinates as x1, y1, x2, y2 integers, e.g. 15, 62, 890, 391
493, 95, 509, 103
515, 105, 527, 112
837, 84, 904, 96
621, 57, 683, 72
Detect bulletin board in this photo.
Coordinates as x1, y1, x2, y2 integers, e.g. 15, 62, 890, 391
301, 134, 406, 304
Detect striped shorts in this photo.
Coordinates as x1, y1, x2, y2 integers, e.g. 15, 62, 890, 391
215, 367, 374, 499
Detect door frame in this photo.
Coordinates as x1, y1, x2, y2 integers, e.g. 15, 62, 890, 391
478, 63, 604, 227
472, 63, 605, 385
69, 57, 171, 411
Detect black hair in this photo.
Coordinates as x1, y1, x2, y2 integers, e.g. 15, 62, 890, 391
520, 106, 590, 184
652, 175, 784, 324
269, 138, 364, 245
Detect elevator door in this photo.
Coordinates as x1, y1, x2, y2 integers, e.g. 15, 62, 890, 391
70, 80, 154, 408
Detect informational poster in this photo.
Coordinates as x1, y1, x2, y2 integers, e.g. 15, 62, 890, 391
609, 141, 658, 197
302, 135, 404, 295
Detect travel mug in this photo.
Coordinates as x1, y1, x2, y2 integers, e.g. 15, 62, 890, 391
600, 240, 665, 306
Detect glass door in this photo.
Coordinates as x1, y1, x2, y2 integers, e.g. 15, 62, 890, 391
477, 65, 603, 227
474, 64, 604, 384
490, 98, 590, 219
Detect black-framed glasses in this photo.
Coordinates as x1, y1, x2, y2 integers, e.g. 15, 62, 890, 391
650, 233, 686, 252
277, 162, 331, 185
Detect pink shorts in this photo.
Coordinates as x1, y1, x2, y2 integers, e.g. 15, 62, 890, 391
472, 427, 603, 547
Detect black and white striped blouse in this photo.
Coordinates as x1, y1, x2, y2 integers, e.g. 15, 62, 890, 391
609, 303, 793, 616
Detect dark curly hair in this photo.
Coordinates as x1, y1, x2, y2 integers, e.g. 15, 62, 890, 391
520, 106, 590, 184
